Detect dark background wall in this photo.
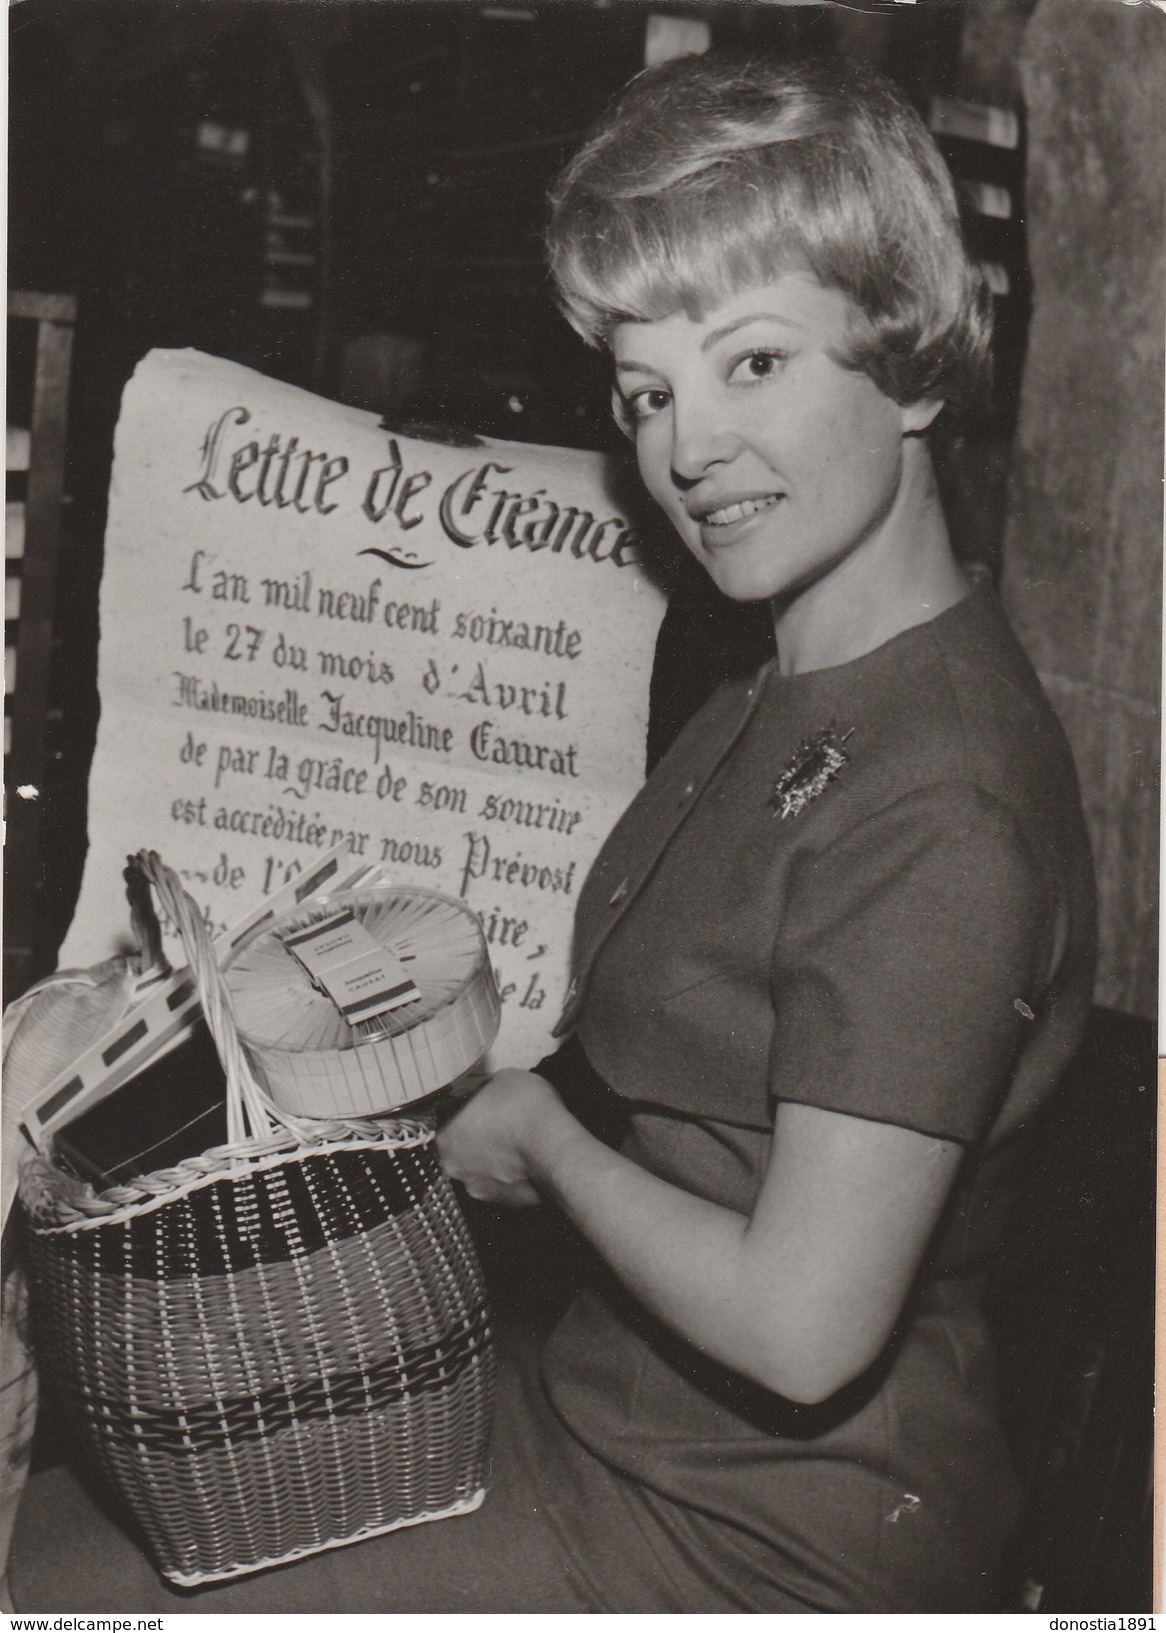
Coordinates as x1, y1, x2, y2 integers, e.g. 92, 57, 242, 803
1002, 0, 1163, 1023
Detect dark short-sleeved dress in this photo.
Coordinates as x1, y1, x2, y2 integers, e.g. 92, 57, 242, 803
9, 586, 1096, 1614
533, 582, 1097, 1612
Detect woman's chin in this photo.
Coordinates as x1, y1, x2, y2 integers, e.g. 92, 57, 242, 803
701, 561, 782, 607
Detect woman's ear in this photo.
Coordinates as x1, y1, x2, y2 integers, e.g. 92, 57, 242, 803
900, 397, 944, 437
610, 385, 636, 443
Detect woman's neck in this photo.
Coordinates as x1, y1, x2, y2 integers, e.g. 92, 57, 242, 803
770, 440, 967, 677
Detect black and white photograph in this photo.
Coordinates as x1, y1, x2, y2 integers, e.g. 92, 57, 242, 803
2, 0, 1162, 1617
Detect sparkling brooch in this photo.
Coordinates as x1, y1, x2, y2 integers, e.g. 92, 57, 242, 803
770, 723, 855, 820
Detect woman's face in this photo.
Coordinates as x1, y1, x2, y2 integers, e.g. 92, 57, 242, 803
612, 272, 937, 607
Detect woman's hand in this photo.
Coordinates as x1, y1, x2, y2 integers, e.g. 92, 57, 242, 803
436, 1068, 579, 1208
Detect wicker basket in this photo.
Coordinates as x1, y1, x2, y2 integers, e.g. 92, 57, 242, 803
19, 852, 496, 1588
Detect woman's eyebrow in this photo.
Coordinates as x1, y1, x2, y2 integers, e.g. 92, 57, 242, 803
701, 312, 807, 351
614, 310, 808, 374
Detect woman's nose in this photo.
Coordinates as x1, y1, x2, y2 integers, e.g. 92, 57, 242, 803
669, 397, 738, 485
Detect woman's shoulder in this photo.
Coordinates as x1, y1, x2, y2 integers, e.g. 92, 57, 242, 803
838, 585, 1085, 820
642, 582, 1089, 860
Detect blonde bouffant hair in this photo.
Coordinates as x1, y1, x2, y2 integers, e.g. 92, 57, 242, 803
548, 53, 992, 424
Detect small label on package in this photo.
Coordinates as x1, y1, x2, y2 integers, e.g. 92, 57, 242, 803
282, 908, 420, 1025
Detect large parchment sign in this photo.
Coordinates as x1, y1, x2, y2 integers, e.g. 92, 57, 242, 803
62, 349, 669, 1067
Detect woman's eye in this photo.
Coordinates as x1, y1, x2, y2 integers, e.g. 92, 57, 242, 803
729, 350, 787, 384
627, 388, 671, 422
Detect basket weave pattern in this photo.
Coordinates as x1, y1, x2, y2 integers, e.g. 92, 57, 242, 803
20, 855, 496, 1587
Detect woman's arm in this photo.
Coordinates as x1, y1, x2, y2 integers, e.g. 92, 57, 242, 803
437, 1069, 961, 1406
441, 782, 1046, 1405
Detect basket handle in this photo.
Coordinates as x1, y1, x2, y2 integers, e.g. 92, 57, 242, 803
129, 851, 284, 1146
123, 856, 170, 981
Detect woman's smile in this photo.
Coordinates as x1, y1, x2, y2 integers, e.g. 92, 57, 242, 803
693, 492, 785, 531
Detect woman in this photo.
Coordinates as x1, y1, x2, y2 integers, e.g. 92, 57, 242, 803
439, 49, 1097, 1612
10, 52, 1096, 1615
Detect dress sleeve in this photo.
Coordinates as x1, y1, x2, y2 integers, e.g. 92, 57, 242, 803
768, 780, 1047, 1145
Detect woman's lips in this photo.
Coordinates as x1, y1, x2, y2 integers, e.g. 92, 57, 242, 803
699, 494, 783, 527
696, 493, 785, 544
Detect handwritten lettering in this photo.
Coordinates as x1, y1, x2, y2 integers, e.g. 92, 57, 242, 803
208, 802, 330, 847
458, 831, 578, 901
452, 608, 581, 660
272, 633, 308, 670
478, 791, 582, 836
262, 571, 312, 612
438, 461, 640, 567
214, 742, 260, 789
362, 439, 432, 535
318, 691, 454, 763
379, 835, 443, 869
318, 648, 395, 685
384, 597, 441, 634
456, 661, 567, 720
185, 407, 251, 501
182, 550, 209, 593
213, 571, 250, 603
185, 405, 351, 516
478, 905, 530, 948
417, 780, 468, 815
468, 719, 578, 778
174, 674, 309, 726
317, 577, 382, 623
287, 753, 369, 801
